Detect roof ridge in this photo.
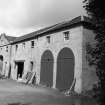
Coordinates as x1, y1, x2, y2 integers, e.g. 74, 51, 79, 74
12, 16, 91, 44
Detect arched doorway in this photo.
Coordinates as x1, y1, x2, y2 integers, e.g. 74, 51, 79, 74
40, 50, 54, 87
0, 55, 3, 73
56, 47, 75, 91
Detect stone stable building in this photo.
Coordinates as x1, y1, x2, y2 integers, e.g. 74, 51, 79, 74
0, 16, 98, 93
0, 33, 16, 76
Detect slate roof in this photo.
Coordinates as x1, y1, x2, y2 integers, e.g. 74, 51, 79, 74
6, 36, 17, 42
11, 16, 92, 44
0, 34, 17, 47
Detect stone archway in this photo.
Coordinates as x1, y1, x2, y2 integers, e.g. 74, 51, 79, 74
40, 50, 54, 87
56, 47, 75, 91
0, 55, 3, 73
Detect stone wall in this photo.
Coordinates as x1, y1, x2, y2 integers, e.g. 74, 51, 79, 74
0, 23, 98, 94
0, 34, 11, 76
10, 26, 83, 93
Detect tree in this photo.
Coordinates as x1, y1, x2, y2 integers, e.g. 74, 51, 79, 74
84, 0, 105, 105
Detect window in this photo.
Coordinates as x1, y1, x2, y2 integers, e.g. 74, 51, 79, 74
23, 42, 25, 48
46, 36, 51, 43
16, 45, 18, 51
30, 61, 33, 71
63, 31, 70, 40
36, 36, 38, 40
31, 41, 34, 48
6, 46, 8, 52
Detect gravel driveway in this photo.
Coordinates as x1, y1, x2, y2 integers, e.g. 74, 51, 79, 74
0, 79, 96, 105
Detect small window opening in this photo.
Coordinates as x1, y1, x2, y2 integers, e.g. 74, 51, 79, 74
30, 61, 33, 71
6, 46, 8, 52
46, 36, 51, 43
16, 45, 18, 51
63, 31, 70, 40
31, 41, 34, 48
23, 42, 25, 48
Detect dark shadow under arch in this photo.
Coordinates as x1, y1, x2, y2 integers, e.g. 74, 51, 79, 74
0, 55, 3, 73
40, 50, 54, 87
56, 47, 75, 91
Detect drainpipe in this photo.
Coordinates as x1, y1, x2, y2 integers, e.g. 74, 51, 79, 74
8, 43, 12, 78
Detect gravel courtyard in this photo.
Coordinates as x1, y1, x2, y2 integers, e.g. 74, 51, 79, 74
0, 79, 96, 105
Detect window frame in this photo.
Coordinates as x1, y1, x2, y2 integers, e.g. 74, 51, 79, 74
46, 36, 51, 43
31, 40, 34, 48
63, 31, 70, 40
15, 44, 18, 51
22, 42, 25, 48
6, 46, 8, 52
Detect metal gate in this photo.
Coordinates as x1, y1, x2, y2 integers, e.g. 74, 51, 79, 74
40, 50, 54, 87
56, 48, 74, 91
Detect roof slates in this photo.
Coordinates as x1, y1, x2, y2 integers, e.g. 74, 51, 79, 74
11, 16, 91, 44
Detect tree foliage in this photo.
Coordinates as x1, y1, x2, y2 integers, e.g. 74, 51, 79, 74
84, 0, 105, 105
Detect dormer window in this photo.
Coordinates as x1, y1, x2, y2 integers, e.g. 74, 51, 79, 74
31, 41, 34, 48
46, 36, 50, 43
63, 31, 70, 40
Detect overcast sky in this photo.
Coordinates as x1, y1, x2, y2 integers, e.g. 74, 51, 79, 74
0, 0, 85, 37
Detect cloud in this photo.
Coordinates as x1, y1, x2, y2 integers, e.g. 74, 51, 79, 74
40, 0, 84, 26
0, 0, 85, 36
0, 0, 40, 28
